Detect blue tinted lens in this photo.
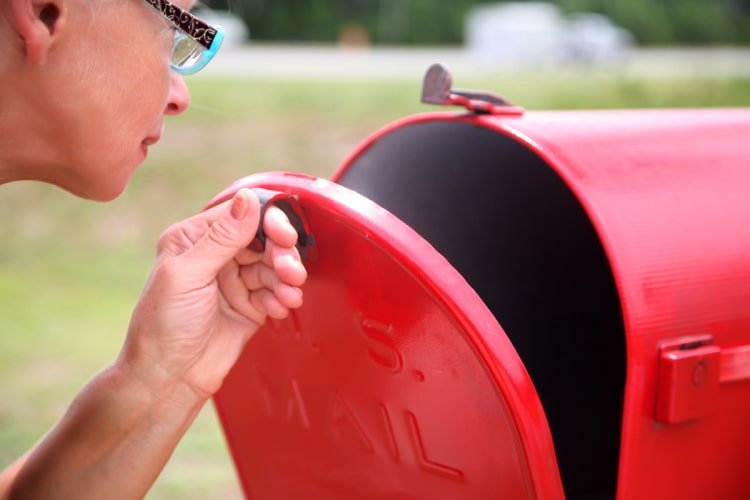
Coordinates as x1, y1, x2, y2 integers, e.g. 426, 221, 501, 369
171, 27, 225, 75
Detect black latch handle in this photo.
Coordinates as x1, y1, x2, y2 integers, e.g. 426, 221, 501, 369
249, 188, 313, 261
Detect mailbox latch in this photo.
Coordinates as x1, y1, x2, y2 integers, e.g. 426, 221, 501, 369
249, 188, 315, 261
656, 335, 750, 424
655, 335, 720, 424
421, 63, 524, 116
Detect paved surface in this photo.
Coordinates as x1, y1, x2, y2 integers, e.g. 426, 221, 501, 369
201, 45, 750, 80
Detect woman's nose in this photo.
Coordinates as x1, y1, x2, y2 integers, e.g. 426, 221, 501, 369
165, 73, 191, 115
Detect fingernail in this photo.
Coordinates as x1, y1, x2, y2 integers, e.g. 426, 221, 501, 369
230, 190, 248, 221
297, 261, 308, 279
277, 254, 298, 268
289, 258, 308, 280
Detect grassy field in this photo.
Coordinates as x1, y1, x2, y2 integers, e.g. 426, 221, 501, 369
1, 72, 750, 498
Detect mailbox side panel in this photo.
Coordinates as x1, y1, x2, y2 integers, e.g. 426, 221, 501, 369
501, 110, 750, 499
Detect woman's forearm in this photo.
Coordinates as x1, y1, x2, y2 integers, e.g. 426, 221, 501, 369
1, 361, 205, 499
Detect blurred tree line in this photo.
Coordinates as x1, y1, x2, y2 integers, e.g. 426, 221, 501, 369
205, 0, 750, 45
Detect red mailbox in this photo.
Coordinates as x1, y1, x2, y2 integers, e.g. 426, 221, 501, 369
208, 65, 750, 499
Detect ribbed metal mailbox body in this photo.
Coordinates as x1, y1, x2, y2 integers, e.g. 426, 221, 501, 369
211, 108, 750, 499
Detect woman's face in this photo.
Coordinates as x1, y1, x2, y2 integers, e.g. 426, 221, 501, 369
27, 0, 192, 200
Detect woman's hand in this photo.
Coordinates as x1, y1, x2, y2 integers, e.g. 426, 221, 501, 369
0, 189, 308, 498
120, 188, 307, 404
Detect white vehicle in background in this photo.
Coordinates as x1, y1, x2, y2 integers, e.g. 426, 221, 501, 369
465, 2, 634, 66
563, 13, 635, 64
465, 2, 565, 65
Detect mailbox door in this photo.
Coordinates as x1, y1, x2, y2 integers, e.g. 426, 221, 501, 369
209, 172, 564, 500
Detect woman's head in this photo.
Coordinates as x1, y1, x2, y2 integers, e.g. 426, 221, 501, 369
0, 0, 215, 201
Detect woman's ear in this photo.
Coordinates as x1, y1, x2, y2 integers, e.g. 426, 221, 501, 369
8, 0, 66, 65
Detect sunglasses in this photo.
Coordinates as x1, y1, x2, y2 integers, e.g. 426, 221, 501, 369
142, 0, 225, 75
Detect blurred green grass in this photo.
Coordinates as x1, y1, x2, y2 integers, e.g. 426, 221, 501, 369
1, 73, 750, 498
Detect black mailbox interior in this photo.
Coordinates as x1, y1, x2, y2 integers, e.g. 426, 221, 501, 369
338, 120, 625, 500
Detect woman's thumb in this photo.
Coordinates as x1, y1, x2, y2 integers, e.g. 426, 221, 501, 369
180, 189, 261, 282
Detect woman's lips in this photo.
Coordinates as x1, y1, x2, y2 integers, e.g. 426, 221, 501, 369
141, 124, 164, 157
141, 134, 161, 157
143, 123, 164, 147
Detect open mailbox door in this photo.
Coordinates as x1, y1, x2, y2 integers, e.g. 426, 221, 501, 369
208, 172, 564, 499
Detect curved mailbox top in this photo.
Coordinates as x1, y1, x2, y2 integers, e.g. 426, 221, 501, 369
208, 172, 564, 499
334, 108, 750, 499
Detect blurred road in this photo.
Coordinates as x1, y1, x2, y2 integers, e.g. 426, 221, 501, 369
202, 45, 750, 80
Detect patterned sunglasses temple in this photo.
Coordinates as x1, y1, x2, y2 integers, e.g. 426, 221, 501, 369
142, 0, 218, 50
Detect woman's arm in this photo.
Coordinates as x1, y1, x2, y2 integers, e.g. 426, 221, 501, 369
0, 189, 307, 498
2, 362, 203, 499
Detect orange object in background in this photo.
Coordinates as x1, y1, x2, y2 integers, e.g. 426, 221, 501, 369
338, 23, 371, 50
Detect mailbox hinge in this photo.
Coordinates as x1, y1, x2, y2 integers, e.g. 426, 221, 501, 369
421, 64, 524, 116
655, 335, 750, 424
